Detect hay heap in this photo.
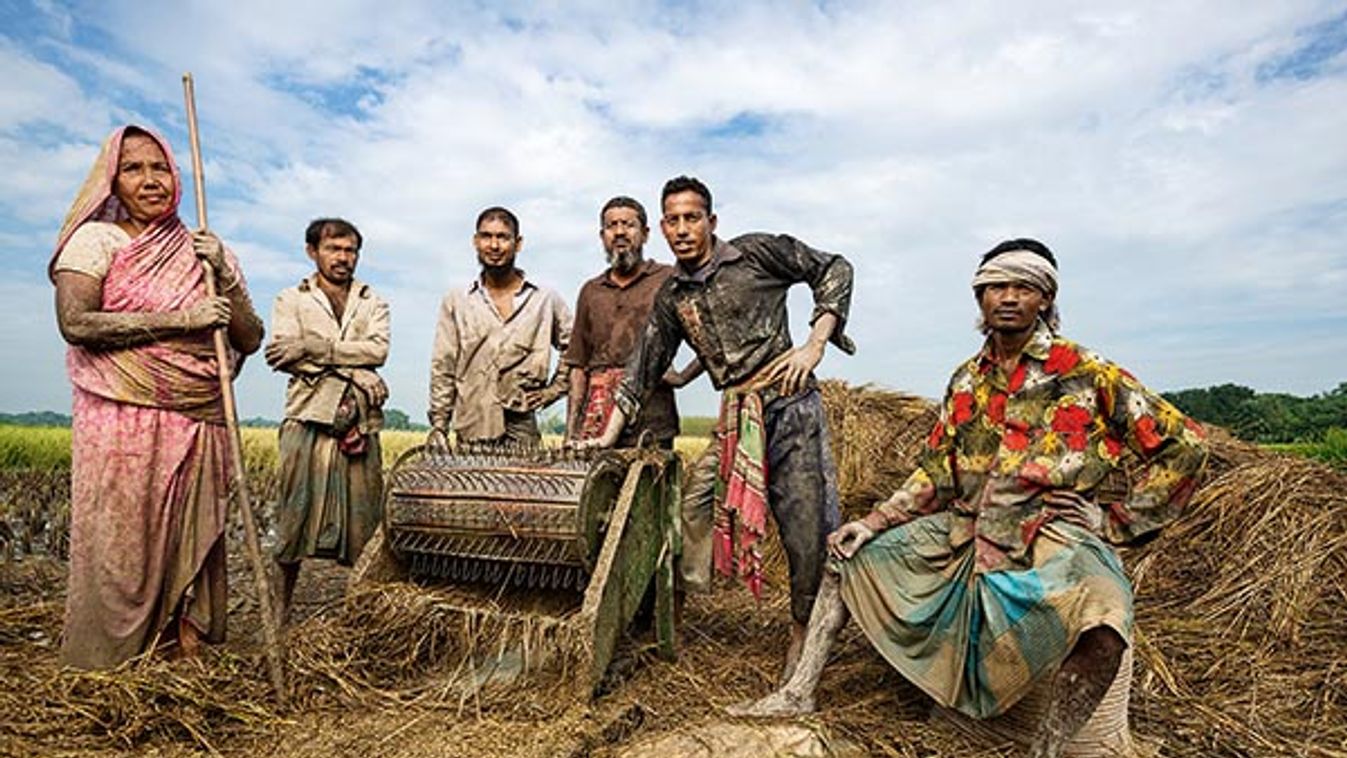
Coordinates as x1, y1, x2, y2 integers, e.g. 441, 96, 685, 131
816, 380, 1347, 756
818, 379, 938, 514
0, 381, 1344, 756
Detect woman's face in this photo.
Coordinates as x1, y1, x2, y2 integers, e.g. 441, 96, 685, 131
114, 133, 174, 224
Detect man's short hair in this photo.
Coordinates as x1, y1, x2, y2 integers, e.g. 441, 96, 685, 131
660, 176, 712, 215
305, 218, 362, 250
600, 196, 647, 227
979, 238, 1057, 269
476, 206, 520, 237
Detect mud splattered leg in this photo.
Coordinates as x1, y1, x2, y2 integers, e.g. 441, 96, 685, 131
1028, 626, 1126, 758
727, 569, 848, 718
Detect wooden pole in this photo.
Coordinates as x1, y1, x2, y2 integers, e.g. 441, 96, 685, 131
182, 73, 288, 703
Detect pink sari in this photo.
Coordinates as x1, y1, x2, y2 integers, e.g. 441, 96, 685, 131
51, 126, 237, 669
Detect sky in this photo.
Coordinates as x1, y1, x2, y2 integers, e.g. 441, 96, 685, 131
2, 0, 1345, 423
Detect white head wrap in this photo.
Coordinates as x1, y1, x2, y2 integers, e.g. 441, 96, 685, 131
971, 249, 1060, 333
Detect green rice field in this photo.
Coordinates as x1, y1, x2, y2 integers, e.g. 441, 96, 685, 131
1264, 427, 1347, 469
0, 423, 707, 560
0, 424, 710, 474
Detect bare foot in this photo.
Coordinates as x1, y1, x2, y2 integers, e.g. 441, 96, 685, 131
726, 689, 816, 718
173, 616, 202, 661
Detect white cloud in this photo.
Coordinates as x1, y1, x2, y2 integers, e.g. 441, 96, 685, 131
2, 1, 1346, 421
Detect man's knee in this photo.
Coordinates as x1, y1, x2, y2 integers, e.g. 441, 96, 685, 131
1074, 626, 1126, 672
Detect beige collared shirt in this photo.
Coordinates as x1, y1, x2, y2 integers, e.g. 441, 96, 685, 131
428, 274, 571, 441
268, 275, 390, 431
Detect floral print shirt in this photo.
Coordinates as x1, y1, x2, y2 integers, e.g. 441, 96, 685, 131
863, 322, 1208, 571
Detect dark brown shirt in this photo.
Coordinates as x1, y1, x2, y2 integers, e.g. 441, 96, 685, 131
565, 259, 679, 443
615, 233, 855, 420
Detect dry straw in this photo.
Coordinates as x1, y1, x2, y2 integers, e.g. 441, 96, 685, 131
1, 381, 1344, 756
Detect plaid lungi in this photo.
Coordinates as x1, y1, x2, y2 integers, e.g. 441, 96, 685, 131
838, 511, 1132, 718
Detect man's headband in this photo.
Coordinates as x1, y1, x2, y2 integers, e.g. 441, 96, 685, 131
972, 249, 1060, 332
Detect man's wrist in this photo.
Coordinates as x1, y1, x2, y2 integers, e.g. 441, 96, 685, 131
860, 511, 890, 533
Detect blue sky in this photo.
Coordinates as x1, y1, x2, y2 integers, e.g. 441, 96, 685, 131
2, 0, 1346, 422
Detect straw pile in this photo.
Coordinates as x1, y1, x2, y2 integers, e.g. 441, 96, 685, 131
0, 381, 1343, 756
288, 581, 590, 714
818, 379, 938, 514
0, 468, 69, 559
1125, 453, 1347, 756
816, 381, 1347, 756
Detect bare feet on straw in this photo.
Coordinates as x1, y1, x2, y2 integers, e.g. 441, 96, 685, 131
726, 689, 816, 718
172, 616, 202, 661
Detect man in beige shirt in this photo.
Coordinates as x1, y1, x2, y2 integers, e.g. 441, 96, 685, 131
265, 218, 390, 622
427, 207, 571, 447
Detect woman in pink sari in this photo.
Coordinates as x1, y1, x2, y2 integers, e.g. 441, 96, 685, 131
49, 125, 263, 668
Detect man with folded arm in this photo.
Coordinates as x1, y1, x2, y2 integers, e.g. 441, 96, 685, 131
266, 217, 389, 623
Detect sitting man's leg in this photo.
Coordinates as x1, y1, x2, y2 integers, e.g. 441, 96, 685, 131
1028, 625, 1126, 758
727, 566, 849, 717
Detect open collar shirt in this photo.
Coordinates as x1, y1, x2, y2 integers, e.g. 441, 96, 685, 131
614, 233, 854, 420
428, 272, 571, 441
863, 321, 1209, 572
564, 259, 679, 442
269, 274, 390, 431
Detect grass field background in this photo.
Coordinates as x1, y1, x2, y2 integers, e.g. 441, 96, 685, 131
6, 422, 1346, 472
1263, 427, 1347, 469
0, 424, 711, 473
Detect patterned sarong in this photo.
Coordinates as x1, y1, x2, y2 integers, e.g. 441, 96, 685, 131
51, 126, 242, 669
838, 512, 1133, 718
578, 367, 625, 441
712, 385, 770, 599
274, 419, 383, 566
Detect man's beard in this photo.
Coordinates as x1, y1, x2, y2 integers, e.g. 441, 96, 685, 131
606, 245, 643, 274
479, 255, 515, 280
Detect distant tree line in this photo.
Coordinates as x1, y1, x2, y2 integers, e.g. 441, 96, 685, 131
0, 411, 71, 427
1164, 382, 1347, 443
0, 409, 431, 432
382, 408, 428, 432
10, 384, 1342, 446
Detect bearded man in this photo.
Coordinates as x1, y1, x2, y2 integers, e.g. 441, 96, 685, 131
730, 239, 1208, 758
563, 196, 698, 448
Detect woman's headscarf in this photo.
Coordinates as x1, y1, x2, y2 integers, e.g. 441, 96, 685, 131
49, 125, 183, 281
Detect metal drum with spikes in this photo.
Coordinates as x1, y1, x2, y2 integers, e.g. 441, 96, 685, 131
363, 442, 683, 697
383, 445, 597, 590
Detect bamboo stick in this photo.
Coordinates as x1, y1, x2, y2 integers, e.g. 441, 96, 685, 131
181, 72, 288, 703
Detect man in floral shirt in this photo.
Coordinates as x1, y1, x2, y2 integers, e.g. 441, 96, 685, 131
731, 239, 1207, 758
